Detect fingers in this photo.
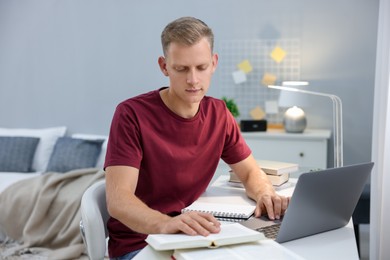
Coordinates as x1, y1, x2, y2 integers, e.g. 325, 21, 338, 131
259, 195, 275, 219
281, 196, 290, 215
256, 195, 291, 220
170, 212, 221, 236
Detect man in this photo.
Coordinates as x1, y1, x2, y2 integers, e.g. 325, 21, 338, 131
104, 16, 289, 259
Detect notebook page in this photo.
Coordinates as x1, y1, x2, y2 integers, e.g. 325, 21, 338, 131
182, 201, 255, 219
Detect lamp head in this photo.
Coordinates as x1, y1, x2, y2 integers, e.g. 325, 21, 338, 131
282, 81, 309, 86
283, 106, 307, 133
273, 81, 309, 133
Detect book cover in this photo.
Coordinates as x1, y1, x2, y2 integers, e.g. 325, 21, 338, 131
172, 239, 305, 260
229, 170, 289, 187
256, 160, 298, 175
266, 173, 290, 186
145, 223, 265, 251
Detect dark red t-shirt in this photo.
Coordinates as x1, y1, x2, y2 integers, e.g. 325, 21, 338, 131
104, 88, 251, 257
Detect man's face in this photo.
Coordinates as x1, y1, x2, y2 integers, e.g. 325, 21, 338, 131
159, 37, 218, 105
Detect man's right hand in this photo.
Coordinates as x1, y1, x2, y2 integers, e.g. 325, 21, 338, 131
160, 211, 221, 236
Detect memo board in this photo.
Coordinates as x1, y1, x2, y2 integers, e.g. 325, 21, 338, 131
218, 39, 301, 124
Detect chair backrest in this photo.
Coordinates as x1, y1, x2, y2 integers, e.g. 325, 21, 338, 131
80, 179, 109, 260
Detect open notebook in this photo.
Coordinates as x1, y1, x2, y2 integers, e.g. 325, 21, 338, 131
181, 175, 257, 222
182, 201, 255, 221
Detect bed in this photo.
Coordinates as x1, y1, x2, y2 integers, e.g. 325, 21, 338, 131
0, 126, 108, 259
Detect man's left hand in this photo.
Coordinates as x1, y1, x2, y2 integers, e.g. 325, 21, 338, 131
254, 194, 290, 220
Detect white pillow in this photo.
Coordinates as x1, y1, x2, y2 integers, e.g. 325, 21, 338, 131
72, 133, 108, 170
0, 126, 67, 172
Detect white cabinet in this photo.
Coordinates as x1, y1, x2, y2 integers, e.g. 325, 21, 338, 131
242, 129, 331, 169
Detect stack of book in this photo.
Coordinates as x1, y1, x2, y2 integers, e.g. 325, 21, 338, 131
145, 223, 305, 259
229, 160, 298, 187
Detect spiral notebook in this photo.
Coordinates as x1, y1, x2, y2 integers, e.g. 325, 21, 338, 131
181, 175, 257, 222
181, 201, 255, 222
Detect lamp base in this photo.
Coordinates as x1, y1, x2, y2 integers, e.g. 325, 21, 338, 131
283, 106, 307, 133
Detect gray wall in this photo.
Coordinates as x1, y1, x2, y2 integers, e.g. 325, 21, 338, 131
0, 0, 379, 167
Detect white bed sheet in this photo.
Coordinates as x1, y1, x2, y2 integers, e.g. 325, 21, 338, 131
0, 172, 42, 194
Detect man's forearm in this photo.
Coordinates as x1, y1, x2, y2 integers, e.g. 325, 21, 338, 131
241, 169, 276, 202
107, 192, 171, 234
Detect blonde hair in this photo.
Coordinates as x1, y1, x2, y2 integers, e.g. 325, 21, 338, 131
161, 16, 214, 57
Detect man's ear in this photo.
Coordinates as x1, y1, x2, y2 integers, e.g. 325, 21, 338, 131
158, 56, 169, 76
211, 53, 219, 73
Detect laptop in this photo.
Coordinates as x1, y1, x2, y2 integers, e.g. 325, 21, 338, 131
241, 162, 374, 243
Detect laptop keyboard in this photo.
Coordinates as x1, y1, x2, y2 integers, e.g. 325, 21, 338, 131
256, 223, 281, 240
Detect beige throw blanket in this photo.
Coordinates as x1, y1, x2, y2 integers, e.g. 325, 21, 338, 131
0, 168, 105, 260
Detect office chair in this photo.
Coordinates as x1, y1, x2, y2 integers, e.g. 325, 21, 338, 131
80, 180, 109, 260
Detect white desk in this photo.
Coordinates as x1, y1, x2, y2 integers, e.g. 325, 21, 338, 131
282, 221, 358, 259
134, 166, 359, 260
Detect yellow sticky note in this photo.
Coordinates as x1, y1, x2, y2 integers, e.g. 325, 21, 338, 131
237, 59, 253, 74
270, 46, 286, 63
261, 73, 277, 86
250, 106, 266, 120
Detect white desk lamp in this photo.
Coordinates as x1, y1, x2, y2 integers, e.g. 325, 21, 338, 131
278, 81, 309, 133
269, 84, 343, 167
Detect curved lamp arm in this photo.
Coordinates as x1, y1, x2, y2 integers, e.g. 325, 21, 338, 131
268, 85, 343, 167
